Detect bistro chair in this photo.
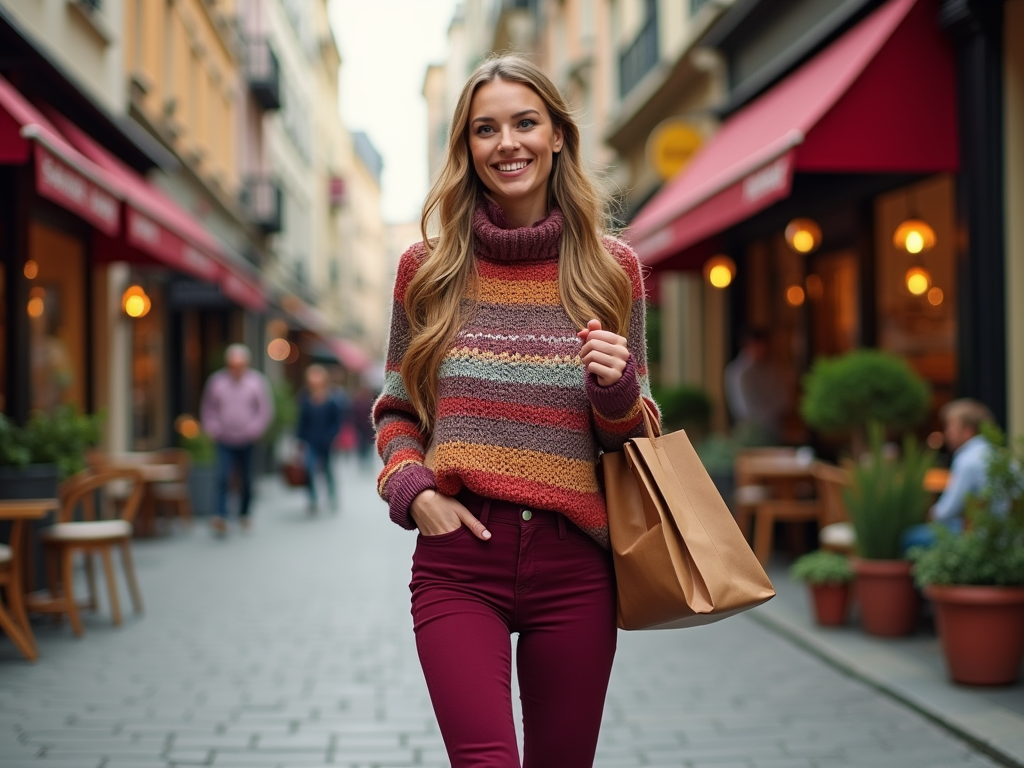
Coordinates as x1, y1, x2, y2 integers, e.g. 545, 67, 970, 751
87, 449, 192, 535
0, 509, 41, 661
32, 468, 145, 637
813, 461, 855, 555
733, 447, 798, 538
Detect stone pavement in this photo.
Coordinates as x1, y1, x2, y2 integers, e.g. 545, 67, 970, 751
0, 457, 1007, 768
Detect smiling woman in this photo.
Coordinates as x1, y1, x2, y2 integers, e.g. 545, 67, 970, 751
468, 81, 563, 227
371, 55, 660, 767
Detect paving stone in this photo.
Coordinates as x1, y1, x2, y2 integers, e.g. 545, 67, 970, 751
0, 460, 1008, 768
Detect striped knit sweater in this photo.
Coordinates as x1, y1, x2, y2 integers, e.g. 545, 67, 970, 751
373, 200, 657, 547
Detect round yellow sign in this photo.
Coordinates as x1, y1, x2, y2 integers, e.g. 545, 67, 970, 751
648, 121, 703, 180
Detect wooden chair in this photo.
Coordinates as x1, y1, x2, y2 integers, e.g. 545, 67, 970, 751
733, 447, 797, 539
148, 449, 193, 527
813, 461, 855, 555
87, 449, 192, 535
0, 511, 40, 661
32, 468, 145, 636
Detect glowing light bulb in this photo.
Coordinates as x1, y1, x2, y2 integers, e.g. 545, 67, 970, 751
894, 219, 936, 253
927, 287, 944, 306
785, 219, 822, 254
27, 297, 44, 318
267, 338, 291, 362
703, 256, 736, 289
906, 267, 930, 296
786, 285, 806, 307
23, 260, 38, 279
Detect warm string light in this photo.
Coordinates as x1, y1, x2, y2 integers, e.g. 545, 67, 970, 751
893, 219, 936, 254
785, 219, 822, 254
703, 256, 736, 289
905, 267, 931, 296
267, 338, 292, 362
122, 285, 152, 318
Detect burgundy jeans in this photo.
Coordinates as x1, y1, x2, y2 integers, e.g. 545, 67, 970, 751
409, 490, 617, 768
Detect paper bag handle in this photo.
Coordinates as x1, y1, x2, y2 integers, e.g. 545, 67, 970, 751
641, 398, 662, 439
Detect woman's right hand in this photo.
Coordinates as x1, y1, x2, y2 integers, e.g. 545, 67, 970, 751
410, 490, 491, 540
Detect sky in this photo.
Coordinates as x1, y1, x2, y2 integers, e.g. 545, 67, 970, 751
329, 0, 460, 224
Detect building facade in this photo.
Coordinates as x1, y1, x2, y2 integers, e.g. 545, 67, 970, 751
0, 0, 387, 458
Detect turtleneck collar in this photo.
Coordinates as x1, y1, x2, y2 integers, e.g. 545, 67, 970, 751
472, 197, 563, 263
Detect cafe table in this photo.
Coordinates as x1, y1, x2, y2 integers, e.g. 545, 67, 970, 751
0, 498, 59, 661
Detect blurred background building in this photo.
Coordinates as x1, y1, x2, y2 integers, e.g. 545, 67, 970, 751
0, 0, 388, 456
426, 0, 1024, 441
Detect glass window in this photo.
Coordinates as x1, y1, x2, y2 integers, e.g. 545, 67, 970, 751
28, 222, 86, 413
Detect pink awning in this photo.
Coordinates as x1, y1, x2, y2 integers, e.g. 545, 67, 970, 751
0, 75, 122, 235
628, 0, 958, 269
50, 113, 223, 283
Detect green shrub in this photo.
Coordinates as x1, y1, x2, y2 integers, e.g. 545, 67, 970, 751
179, 430, 216, 466
652, 384, 711, 434
911, 426, 1024, 587
843, 422, 934, 560
800, 350, 929, 436
0, 406, 104, 477
790, 550, 854, 585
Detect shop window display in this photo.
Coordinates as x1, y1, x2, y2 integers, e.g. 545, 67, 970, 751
27, 223, 85, 413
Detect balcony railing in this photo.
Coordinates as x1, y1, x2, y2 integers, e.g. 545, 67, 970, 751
244, 38, 281, 111
241, 177, 283, 234
619, 13, 659, 98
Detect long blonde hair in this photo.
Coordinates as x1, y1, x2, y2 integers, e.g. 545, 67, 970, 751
402, 55, 632, 432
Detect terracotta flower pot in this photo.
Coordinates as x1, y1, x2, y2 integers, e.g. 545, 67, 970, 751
925, 585, 1024, 686
852, 558, 919, 636
809, 582, 850, 626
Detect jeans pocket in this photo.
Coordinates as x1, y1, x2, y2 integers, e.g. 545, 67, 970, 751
416, 525, 469, 546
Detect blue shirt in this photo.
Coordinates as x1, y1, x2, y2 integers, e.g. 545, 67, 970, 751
931, 434, 991, 523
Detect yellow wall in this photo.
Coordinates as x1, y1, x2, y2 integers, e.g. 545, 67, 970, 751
124, 0, 239, 193
1007, 0, 1024, 438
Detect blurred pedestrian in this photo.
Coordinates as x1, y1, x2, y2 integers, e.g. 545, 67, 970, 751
373, 55, 658, 767
296, 364, 348, 512
200, 343, 274, 535
902, 398, 995, 551
724, 327, 788, 442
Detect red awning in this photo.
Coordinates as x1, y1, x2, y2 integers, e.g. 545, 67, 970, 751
49, 112, 224, 284
628, 0, 958, 268
0, 75, 122, 235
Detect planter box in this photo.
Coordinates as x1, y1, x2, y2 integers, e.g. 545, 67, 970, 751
853, 558, 919, 636
926, 585, 1024, 686
187, 465, 217, 517
0, 463, 61, 588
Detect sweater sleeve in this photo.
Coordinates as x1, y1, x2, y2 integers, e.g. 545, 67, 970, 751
372, 243, 437, 530
586, 238, 660, 452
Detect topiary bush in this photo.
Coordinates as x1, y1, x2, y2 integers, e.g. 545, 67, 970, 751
652, 384, 712, 434
800, 349, 929, 454
790, 550, 854, 586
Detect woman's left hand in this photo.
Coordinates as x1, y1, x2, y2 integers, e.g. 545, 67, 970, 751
578, 319, 630, 387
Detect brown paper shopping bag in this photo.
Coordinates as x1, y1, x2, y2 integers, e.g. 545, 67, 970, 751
602, 402, 775, 630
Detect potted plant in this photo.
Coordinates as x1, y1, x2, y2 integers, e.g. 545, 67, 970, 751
844, 422, 934, 636
179, 427, 217, 517
790, 550, 854, 626
911, 427, 1024, 686
800, 350, 929, 458
0, 406, 103, 498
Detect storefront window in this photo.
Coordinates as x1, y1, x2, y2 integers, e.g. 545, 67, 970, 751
875, 175, 957, 405
28, 222, 86, 413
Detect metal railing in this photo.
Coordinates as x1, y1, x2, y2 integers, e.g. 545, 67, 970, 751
241, 177, 283, 234
619, 12, 659, 98
244, 37, 281, 111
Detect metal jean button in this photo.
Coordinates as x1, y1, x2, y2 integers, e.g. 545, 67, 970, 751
522, 509, 533, 521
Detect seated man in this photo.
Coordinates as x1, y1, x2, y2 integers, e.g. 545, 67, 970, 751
902, 398, 995, 551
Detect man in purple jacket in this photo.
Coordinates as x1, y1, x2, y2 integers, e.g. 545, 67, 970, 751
200, 344, 274, 535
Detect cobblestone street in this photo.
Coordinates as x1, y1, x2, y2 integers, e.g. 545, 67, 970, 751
0, 459, 1006, 768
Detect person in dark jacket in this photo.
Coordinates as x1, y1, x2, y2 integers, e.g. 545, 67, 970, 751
296, 365, 348, 511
